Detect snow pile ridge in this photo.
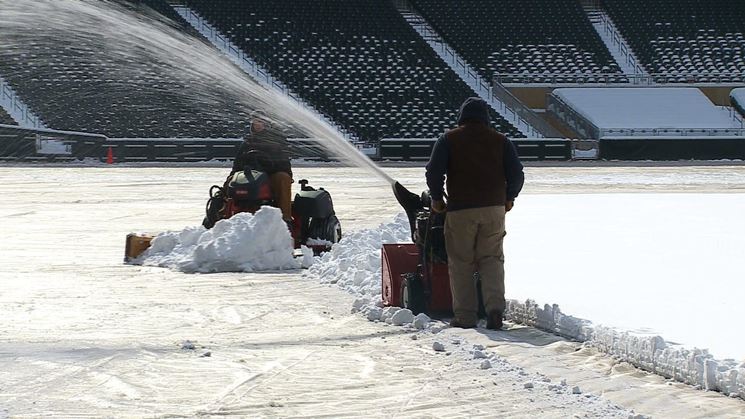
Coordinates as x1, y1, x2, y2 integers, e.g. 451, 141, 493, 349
136, 207, 312, 272
305, 213, 414, 323
306, 214, 743, 399
506, 300, 744, 399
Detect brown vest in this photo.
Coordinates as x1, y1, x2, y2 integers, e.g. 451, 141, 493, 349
445, 123, 507, 210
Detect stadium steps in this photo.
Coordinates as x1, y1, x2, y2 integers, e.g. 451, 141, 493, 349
580, 0, 649, 77
0, 74, 46, 129
396, 1, 545, 138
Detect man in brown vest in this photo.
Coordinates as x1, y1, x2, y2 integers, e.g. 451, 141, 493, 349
425, 97, 524, 330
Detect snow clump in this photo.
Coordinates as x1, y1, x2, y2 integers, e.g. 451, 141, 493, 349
135, 207, 313, 272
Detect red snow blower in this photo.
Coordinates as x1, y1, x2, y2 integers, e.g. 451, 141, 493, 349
202, 166, 342, 255
382, 182, 485, 316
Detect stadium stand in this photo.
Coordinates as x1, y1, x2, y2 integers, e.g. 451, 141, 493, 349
130, 0, 205, 38
0, 0, 252, 138
184, 0, 523, 141
410, 0, 625, 84
603, 0, 745, 82
0, 107, 17, 126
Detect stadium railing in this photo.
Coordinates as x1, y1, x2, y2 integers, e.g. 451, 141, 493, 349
0, 77, 45, 129
495, 72, 745, 85
379, 137, 573, 161
0, 124, 106, 161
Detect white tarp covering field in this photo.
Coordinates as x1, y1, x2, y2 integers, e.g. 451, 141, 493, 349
1, 165, 745, 417
554, 87, 740, 130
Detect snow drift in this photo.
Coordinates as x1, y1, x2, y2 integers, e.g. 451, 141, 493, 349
305, 214, 744, 400
304, 213, 431, 326
135, 207, 313, 272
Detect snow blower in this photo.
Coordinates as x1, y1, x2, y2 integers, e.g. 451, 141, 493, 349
202, 168, 342, 255
382, 182, 484, 316
124, 165, 342, 262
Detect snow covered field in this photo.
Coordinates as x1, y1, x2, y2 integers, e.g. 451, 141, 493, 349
1, 165, 745, 417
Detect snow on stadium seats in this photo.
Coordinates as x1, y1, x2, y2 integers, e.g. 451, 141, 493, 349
603, 0, 745, 82
185, 0, 523, 141
548, 87, 745, 139
410, 0, 625, 84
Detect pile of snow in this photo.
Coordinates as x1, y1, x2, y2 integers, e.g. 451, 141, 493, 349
553, 87, 740, 132
135, 207, 313, 272
304, 213, 429, 326
506, 300, 744, 399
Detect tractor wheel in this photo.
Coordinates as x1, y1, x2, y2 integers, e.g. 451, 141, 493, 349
401, 273, 426, 314
203, 185, 225, 229
309, 215, 342, 244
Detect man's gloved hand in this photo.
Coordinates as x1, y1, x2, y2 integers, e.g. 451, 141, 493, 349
432, 199, 446, 214
505, 200, 514, 212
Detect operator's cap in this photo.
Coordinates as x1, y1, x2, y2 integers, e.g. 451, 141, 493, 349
250, 109, 270, 123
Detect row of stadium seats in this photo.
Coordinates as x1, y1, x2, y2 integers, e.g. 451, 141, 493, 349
410, 0, 625, 84
603, 0, 745, 82
0, 0, 252, 138
0, 107, 17, 126
185, 0, 523, 140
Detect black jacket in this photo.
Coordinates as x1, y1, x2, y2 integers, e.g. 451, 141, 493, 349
232, 127, 292, 176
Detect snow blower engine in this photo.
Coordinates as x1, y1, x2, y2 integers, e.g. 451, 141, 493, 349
382, 182, 485, 316
202, 165, 342, 255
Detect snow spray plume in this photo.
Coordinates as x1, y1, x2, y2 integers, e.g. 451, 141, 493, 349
0, 0, 394, 185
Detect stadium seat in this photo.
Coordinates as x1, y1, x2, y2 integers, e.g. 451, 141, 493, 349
603, 0, 745, 82
410, 0, 624, 84
0, 0, 252, 138
185, 0, 523, 141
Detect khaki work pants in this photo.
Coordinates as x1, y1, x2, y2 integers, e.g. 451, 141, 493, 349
269, 172, 293, 220
444, 205, 506, 324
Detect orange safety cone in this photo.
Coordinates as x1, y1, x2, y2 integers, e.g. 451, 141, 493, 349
106, 146, 114, 164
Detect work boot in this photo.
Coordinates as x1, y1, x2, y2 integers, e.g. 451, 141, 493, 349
486, 310, 503, 331
449, 317, 477, 329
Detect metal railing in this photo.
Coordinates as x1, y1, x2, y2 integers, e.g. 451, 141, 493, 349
545, 94, 599, 139
490, 82, 563, 138
495, 72, 745, 85
600, 127, 745, 138
594, 11, 646, 75
396, 0, 548, 137
0, 77, 45, 129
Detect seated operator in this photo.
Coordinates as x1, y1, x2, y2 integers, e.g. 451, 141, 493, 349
231, 110, 293, 224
